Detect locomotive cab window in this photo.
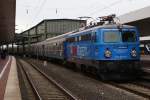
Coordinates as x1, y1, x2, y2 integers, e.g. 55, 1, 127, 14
122, 31, 136, 42
104, 31, 120, 43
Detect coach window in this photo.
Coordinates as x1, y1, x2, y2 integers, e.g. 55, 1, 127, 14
59, 44, 61, 50
75, 37, 77, 42
79, 36, 81, 41
75, 36, 79, 42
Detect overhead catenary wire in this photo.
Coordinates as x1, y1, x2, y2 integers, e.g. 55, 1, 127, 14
22, 0, 135, 32
75, 1, 107, 17
34, 0, 47, 18
30, 0, 47, 26
18, 0, 47, 31
87, 0, 123, 17
75, 0, 123, 25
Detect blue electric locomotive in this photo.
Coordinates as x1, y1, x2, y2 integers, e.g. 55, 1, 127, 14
65, 16, 140, 79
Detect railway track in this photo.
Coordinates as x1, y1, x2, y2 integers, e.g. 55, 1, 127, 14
24, 58, 150, 99
106, 82, 150, 99
17, 59, 77, 100
104, 69, 150, 99
17, 60, 37, 100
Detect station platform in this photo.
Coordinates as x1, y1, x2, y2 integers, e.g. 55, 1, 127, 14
141, 55, 150, 70
141, 55, 150, 61
0, 56, 21, 100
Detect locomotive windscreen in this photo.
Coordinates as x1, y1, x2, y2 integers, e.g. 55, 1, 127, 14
104, 32, 120, 43
122, 31, 136, 42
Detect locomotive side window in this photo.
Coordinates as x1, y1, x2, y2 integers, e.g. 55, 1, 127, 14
67, 37, 75, 43
91, 32, 96, 42
81, 34, 91, 41
104, 32, 120, 43
122, 31, 136, 42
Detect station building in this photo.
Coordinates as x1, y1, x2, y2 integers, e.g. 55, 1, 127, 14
19, 19, 86, 44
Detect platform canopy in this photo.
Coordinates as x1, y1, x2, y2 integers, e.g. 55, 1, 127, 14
0, 0, 16, 44
119, 6, 150, 37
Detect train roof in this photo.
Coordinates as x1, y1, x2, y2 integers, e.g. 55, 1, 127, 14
45, 31, 73, 42
95, 24, 135, 29
67, 24, 136, 37
43, 24, 136, 42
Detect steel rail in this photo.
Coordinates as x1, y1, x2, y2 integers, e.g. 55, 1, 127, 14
17, 60, 42, 100
132, 78, 150, 90
107, 82, 150, 99
25, 59, 78, 100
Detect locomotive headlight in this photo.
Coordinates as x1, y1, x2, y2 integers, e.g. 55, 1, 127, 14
131, 49, 137, 57
104, 49, 112, 58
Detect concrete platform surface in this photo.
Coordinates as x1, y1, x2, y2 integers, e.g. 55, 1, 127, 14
141, 55, 150, 61
4, 56, 21, 100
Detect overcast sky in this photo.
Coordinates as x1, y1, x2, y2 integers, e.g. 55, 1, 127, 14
16, 0, 150, 33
